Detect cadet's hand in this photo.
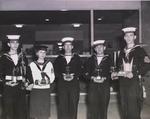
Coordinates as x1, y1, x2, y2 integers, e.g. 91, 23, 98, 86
26, 84, 34, 91
46, 79, 50, 84
111, 72, 118, 80
93, 78, 101, 83
63, 74, 74, 81
91, 76, 96, 80
6, 81, 18, 87
125, 71, 133, 79
91, 76, 105, 83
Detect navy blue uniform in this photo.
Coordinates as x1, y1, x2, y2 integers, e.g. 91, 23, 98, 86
84, 54, 111, 119
117, 45, 150, 119
54, 53, 82, 119
0, 53, 33, 119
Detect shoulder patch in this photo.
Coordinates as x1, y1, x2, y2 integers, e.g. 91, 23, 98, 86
51, 68, 54, 73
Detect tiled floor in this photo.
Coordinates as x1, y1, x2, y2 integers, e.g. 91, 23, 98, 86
50, 101, 150, 119
0, 96, 150, 119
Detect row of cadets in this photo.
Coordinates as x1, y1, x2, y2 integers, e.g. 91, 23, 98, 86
84, 40, 112, 119
53, 37, 83, 119
0, 35, 33, 119
0, 26, 150, 119
29, 45, 55, 119
112, 27, 150, 119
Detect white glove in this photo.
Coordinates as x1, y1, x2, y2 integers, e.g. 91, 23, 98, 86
26, 84, 34, 91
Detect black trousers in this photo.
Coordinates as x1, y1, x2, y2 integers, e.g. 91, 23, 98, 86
57, 82, 79, 119
87, 82, 110, 119
119, 78, 143, 119
2, 85, 27, 119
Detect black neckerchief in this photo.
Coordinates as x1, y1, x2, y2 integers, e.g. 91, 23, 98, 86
123, 45, 140, 62
3, 53, 14, 62
34, 60, 50, 71
124, 45, 140, 56
3, 52, 22, 66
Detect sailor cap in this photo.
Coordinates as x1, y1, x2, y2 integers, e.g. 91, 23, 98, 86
35, 45, 48, 51
61, 37, 74, 43
122, 27, 136, 33
6, 35, 20, 41
93, 40, 105, 46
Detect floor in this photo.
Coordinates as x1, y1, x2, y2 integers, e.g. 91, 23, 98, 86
0, 95, 150, 119
50, 102, 150, 119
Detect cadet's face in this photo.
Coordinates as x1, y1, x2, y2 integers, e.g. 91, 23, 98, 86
36, 50, 46, 59
94, 45, 105, 54
124, 32, 136, 44
8, 40, 19, 51
63, 42, 73, 53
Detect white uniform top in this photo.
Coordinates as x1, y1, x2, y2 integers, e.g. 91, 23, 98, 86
30, 61, 55, 89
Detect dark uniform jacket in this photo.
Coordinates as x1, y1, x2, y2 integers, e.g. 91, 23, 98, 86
0, 52, 33, 90
84, 54, 112, 83
54, 53, 82, 88
118, 45, 150, 78
116, 45, 150, 119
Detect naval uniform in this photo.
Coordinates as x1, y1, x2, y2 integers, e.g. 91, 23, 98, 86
54, 53, 82, 119
117, 45, 150, 119
84, 54, 111, 119
29, 60, 55, 119
0, 52, 33, 119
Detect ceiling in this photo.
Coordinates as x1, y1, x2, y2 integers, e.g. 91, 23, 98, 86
0, 10, 138, 25
0, 1, 141, 11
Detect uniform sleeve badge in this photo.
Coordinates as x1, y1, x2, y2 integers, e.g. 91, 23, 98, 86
51, 68, 54, 73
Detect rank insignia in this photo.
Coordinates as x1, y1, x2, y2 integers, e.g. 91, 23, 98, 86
51, 68, 54, 73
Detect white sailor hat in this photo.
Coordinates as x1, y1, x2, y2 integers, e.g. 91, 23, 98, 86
61, 37, 74, 44
6, 35, 20, 42
93, 40, 105, 46
122, 27, 136, 33
7, 35, 20, 40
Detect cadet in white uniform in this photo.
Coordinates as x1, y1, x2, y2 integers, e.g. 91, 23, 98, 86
29, 45, 55, 119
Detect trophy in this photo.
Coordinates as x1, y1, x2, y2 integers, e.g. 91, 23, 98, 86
63, 66, 74, 81
41, 72, 47, 85
35, 72, 50, 86
95, 68, 105, 83
111, 66, 119, 80
20, 48, 28, 90
35, 80, 39, 85
20, 77, 27, 90
122, 58, 133, 72
111, 51, 119, 79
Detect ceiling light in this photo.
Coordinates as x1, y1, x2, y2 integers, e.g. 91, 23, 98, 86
45, 18, 50, 22
15, 24, 24, 28
57, 42, 62, 46
58, 46, 63, 49
72, 23, 81, 28
97, 17, 103, 21
60, 9, 68, 11
6, 35, 20, 40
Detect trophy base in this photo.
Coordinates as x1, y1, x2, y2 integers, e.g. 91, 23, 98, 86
94, 76, 106, 83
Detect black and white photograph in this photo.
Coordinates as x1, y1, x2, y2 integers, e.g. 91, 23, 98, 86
0, 0, 150, 119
